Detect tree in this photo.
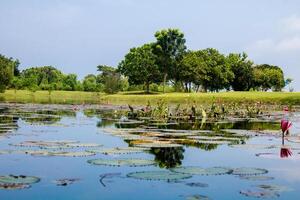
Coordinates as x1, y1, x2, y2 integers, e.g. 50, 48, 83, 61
63, 74, 78, 91
188, 48, 234, 92
154, 29, 187, 92
180, 51, 206, 92
227, 53, 254, 91
253, 64, 285, 91
0, 54, 18, 92
82, 74, 98, 92
97, 65, 122, 94
118, 44, 161, 93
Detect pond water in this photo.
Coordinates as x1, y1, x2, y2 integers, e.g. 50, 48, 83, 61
0, 103, 300, 200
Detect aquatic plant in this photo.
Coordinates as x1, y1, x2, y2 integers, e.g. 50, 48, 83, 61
54, 178, 80, 186
0, 175, 40, 185
127, 171, 192, 181
232, 168, 268, 176
185, 182, 209, 188
87, 147, 147, 155
170, 166, 232, 176
185, 194, 212, 200
240, 189, 279, 198
0, 183, 31, 190
99, 173, 121, 187
239, 176, 274, 181
87, 158, 155, 167
280, 147, 292, 158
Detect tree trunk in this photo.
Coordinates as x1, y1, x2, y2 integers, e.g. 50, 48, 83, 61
146, 81, 150, 94
163, 73, 167, 93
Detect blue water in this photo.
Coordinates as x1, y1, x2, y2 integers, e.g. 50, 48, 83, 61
0, 107, 300, 200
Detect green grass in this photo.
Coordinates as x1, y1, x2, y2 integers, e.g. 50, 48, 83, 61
1, 90, 300, 106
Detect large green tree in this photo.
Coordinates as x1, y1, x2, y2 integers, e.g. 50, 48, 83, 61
154, 29, 187, 92
227, 53, 254, 91
253, 64, 285, 91
118, 44, 161, 93
0, 54, 19, 92
97, 65, 122, 94
180, 51, 207, 92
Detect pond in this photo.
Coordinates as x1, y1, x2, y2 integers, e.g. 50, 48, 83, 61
0, 103, 300, 200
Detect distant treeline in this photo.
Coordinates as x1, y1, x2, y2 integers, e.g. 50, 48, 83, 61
0, 29, 292, 94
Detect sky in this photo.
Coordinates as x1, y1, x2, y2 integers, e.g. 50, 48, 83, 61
0, 0, 300, 91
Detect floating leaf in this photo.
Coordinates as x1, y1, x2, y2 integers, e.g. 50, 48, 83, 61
232, 168, 268, 176
240, 189, 279, 198
171, 167, 232, 176
185, 182, 209, 188
256, 184, 292, 193
230, 144, 277, 149
0, 175, 40, 185
127, 171, 192, 181
49, 151, 95, 157
54, 178, 80, 186
66, 143, 102, 148
87, 158, 155, 167
185, 194, 212, 200
87, 147, 148, 155
239, 176, 274, 181
0, 183, 31, 190
131, 140, 183, 148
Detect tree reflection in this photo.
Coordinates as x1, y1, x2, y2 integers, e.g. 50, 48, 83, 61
150, 147, 184, 169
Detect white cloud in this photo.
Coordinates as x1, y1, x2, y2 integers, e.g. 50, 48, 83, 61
249, 36, 300, 53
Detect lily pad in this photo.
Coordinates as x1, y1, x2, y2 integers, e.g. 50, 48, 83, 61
87, 147, 148, 155
230, 144, 277, 149
127, 171, 192, 181
0, 183, 31, 190
54, 178, 80, 186
232, 168, 268, 176
49, 151, 95, 157
171, 166, 232, 176
87, 158, 155, 167
0, 175, 40, 185
240, 189, 280, 198
239, 176, 274, 181
66, 143, 102, 148
185, 194, 212, 200
185, 182, 209, 188
132, 140, 183, 148
256, 184, 292, 193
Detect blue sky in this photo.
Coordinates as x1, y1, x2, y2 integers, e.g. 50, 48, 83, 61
1, 0, 300, 90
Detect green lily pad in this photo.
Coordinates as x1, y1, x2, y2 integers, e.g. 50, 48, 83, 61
256, 184, 292, 192
232, 168, 268, 176
185, 182, 209, 188
0, 183, 31, 190
240, 189, 280, 198
185, 194, 212, 200
87, 158, 155, 167
49, 151, 95, 157
87, 147, 148, 155
127, 171, 192, 181
170, 166, 232, 176
239, 176, 274, 181
0, 175, 40, 185
66, 143, 103, 148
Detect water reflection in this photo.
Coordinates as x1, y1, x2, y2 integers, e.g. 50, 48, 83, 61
150, 147, 184, 168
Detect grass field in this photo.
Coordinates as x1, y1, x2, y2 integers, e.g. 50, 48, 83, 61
1, 90, 300, 106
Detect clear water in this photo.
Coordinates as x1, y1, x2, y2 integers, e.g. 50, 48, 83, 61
0, 105, 300, 200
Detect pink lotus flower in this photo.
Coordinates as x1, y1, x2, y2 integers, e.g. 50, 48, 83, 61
281, 119, 292, 134
280, 147, 292, 158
